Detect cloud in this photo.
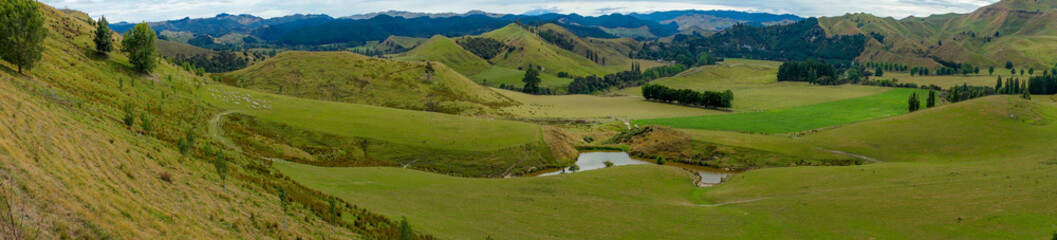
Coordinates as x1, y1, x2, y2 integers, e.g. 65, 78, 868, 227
41, 0, 1000, 23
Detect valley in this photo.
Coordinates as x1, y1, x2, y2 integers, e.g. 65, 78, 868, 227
3, 0, 1057, 239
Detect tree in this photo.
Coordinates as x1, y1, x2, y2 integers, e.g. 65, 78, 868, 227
1021, 88, 1031, 100
521, 68, 541, 94
1029, 68, 1035, 75
123, 103, 135, 127
424, 61, 435, 81
398, 217, 413, 240
988, 66, 994, 75
908, 93, 920, 112
214, 151, 228, 190
1005, 61, 1013, 69
140, 112, 152, 137
604, 161, 614, 167
568, 163, 580, 172
995, 76, 1003, 93
93, 16, 114, 53
0, 0, 48, 74
926, 90, 936, 108
875, 67, 884, 77
657, 156, 666, 165
122, 22, 159, 73
1011, 68, 1016, 75
329, 197, 338, 233
278, 186, 288, 231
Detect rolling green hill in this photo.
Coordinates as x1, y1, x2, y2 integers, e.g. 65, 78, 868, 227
819, 0, 1057, 68
276, 95, 1057, 239
0, 2, 416, 238
483, 24, 611, 77
397, 35, 491, 76
220, 51, 517, 116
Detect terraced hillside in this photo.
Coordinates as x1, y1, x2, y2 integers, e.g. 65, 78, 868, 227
820, 0, 1057, 68
220, 51, 517, 115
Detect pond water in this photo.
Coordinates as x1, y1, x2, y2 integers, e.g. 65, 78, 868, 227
526, 151, 738, 184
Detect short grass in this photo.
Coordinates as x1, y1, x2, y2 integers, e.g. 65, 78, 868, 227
201, 84, 539, 152
885, 72, 1020, 89
472, 65, 570, 88
221, 51, 517, 115
484, 24, 611, 77
634, 88, 930, 133
619, 59, 890, 111
277, 95, 1057, 239
396, 35, 491, 76
493, 88, 723, 120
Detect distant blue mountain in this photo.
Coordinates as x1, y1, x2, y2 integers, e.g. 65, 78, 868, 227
629, 10, 801, 23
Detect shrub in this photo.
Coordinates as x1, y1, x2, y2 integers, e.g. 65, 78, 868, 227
604, 161, 614, 168
123, 103, 134, 127
656, 156, 666, 165
568, 163, 581, 172
158, 171, 172, 183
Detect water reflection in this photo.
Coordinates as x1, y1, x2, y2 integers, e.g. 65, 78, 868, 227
527, 151, 737, 184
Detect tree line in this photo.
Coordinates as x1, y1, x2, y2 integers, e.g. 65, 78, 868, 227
642, 84, 733, 108
566, 63, 686, 94
776, 60, 836, 83
168, 51, 249, 73
456, 37, 508, 60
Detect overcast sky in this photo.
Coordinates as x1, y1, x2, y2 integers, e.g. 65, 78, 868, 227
41, 0, 1000, 23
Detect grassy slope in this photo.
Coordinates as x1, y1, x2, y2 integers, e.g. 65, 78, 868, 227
156, 39, 216, 57
278, 95, 1057, 239
619, 59, 890, 111
483, 24, 610, 77
819, 1, 1057, 68
221, 51, 517, 116
396, 35, 491, 76
634, 88, 930, 133
201, 84, 564, 177
0, 3, 365, 238
202, 85, 538, 151
493, 88, 723, 120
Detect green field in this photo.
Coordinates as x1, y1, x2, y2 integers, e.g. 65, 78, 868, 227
472, 65, 571, 88
619, 59, 891, 111
634, 88, 929, 133
494, 88, 723, 120
276, 96, 1057, 239
201, 85, 538, 151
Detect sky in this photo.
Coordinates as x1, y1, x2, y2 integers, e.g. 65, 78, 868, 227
42, 0, 1001, 23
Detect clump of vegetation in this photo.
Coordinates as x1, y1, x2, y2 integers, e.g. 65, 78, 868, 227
123, 103, 135, 127
456, 37, 507, 59
641, 84, 733, 109
568, 163, 581, 172
908, 92, 920, 112
0, 0, 47, 74
656, 156, 666, 165
93, 16, 113, 54
122, 22, 159, 73
214, 151, 228, 190
522, 68, 541, 95
603, 161, 614, 167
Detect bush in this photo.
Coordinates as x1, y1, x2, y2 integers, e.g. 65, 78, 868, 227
123, 103, 134, 127
568, 163, 581, 172
158, 171, 172, 183
603, 161, 614, 168
656, 156, 666, 165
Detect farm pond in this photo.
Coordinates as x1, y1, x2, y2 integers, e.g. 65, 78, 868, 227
525, 151, 738, 184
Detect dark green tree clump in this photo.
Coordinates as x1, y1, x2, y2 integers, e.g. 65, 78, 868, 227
567, 64, 688, 94
642, 84, 733, 108
908, 92, 920, 112
0, 0, 48, 74
776, 60, 837, 83
94, 16, 114, 53
521, 68, 541, 94
456, 37, 508, 59
398, 217, 413, 240
926, 90, 936, 108
1027, 75, 1057, 95
214, 151, 228, 190
122, 22, 159, 73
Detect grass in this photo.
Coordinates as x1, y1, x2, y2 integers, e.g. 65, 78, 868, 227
493, 88, 723, 120
0, 3, 370, 238
483, 24, 611, 77
277, 95, 1057, 239
220, 51, 517, 116
619, 59, 891, 111
201, 84, 539, 152
472, 65, 570, 88
634, 88, 930, 133
396, 35, 491, 76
